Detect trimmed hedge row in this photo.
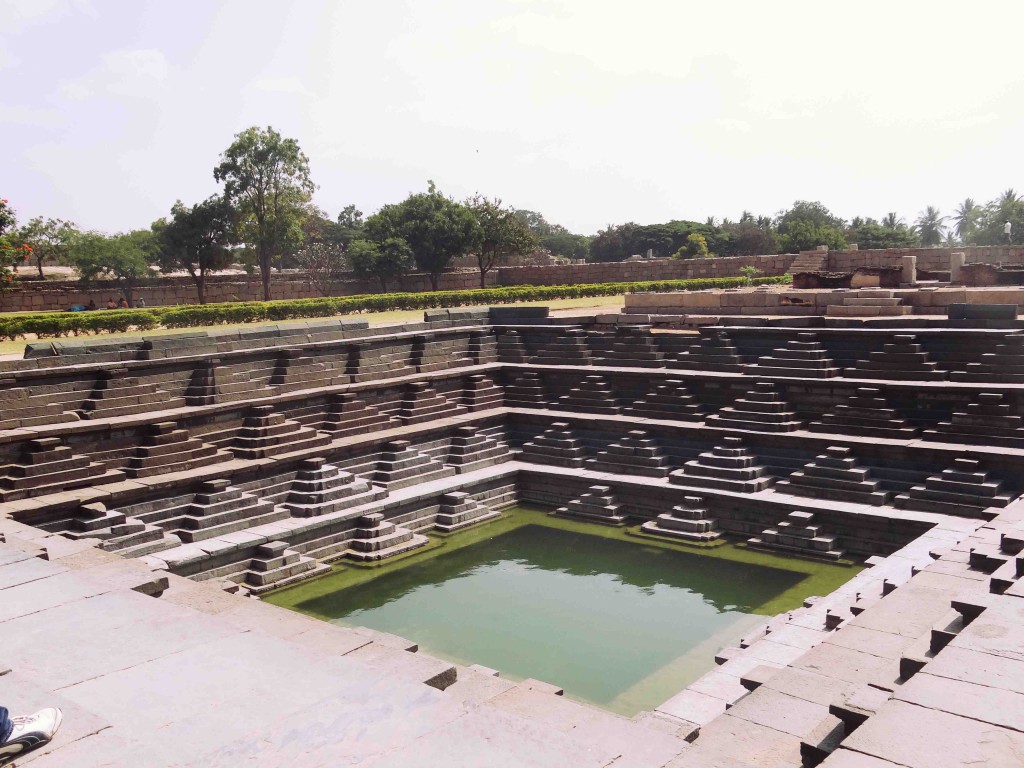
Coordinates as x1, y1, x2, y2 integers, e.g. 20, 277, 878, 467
0, 275, 790, 340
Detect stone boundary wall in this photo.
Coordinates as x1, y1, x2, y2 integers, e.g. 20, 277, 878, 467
829, 245, 1024, 273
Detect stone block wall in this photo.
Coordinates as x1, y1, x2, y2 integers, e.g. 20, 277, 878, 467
829, 246, 1024, 274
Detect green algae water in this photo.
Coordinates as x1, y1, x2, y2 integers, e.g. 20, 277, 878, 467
268, 508, 860, 715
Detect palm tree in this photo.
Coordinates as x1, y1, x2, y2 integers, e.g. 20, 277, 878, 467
953, 198, 978, 240
915, 206, 947, 246
1000, 188, 1020, 206
882, 212, 905, 229
739, 210, 754, 224
705, 216, 718, 227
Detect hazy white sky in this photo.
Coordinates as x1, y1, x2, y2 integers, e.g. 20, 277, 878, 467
3, 0, 1024, 235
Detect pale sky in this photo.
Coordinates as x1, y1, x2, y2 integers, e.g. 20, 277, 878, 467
3, 0, 1024, 236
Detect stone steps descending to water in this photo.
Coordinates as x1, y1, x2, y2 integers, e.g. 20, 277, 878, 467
593, 325, 666, 368
461, 373, 504, 411
371, 440, 456, 489
395, 381, 466, 425
845, 334, 947, 380
321, 391, 398, 437
641, 495, 723, 543
745, 333, 840, 378
555, 374, 620, 415
895, 458, 1013, 518
774, 446, 889, 506
434, 491, 501, 532
586, 430, 669, 477
518, 422, 587, 468
923, 392, 1024, 448
623, 378, 705, 422
0, 437, 117, 501
670, 329, 744, 372
532, 328, 592, 365
810, 387, 919, 440
348, 512, 429, 561
669, 437, 772, 493
504, 371, 546, 407
446, 426, 511, 473
748, 510, 845, 560
282, 457, 387, 517
231, 405, 331, 459
706, 381, 803, 433
555, 484, 627, 526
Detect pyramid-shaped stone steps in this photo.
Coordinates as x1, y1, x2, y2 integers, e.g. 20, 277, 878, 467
555, 485, 627, 526
623, 379, 705, 422
240, 541, 332, 594
231, 405, 331, 459
184, 360, 219, 405
414, 335, 474, 373
670, 329, 744, 372
748, 510, 845, 560
98, 515, 181, 558
152, 479, 290, 543
669, 437, 772, 493
586, 430, 669, 477
372, 440, 456, 489
774, 446, 889, 506
519, 422, 586, 468
593, 325, 666, 368
532, 328, 592, 365
446, 426, 511, 473
745, 333, 840, 378
495, 330, 529, 363
706, 382, 803, 433
268, 349, 347, 390
396, 382, 467, 425
434, 491, 501, 533
468, 330, 499, 364
923, 393, 1024, 448
81, 373, 187, 418
461, 374, 503, 411
321, 392, 398, 437
895, 458, 1013, 518
555, 375, 619, 415
124, 422, 229, 479
0, 437, 116, 501
641, 495, 723, 543
810, 387, 918, 440
845, 335, 946, 380
348, 513, 429, 561
283, 457, 387, 517
0, 385, 79, 430
504, 371, 546, 407
953, 334, 1024, 383
826, 290, 912, 317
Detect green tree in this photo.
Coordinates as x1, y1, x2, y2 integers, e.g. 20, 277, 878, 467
467, 195, 538, 288
953, 198, 980, 243
213, 126, 315, 300
973, 192, 1024, 246
847, 218, 919, 249
156, 196, 234, 304
294, 241, 349, 297
348, 237, 414, 292
0, 198, 29, 297
364, 182, 479, 291
675, 232, 709, 259
775, 201, 847, 252
15, 217, 78, 279
914, 206, 947, 247
67, 230, 156, 306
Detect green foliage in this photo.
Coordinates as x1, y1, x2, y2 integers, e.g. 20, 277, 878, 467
846, 220, 919, 249
65, 230, 156, 306
675, 233, 710, 259
213, 125, 314, 300
468, 196, 538, 287
293, 241, 350, 297
15, 216, 78, 278
914, 206, 947, 247
738, 265, 763, 285
364, 182, 479, 290
0, 275, 790, 341
775, 201, 847, 252
348, 237, 414, 291
156, 196, 234, 303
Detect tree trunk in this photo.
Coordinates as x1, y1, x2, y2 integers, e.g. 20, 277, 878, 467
260, 247, 273, 301
124, 282, 134, 308
36, 259, 44, 280
379, 277, 388, 293
430, 272, 440, 292
197, 272, 207, 304
479, 267, 488, 289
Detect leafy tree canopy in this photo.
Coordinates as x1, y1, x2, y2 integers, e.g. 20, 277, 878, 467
66, 230, 157, 306
156, 196, 234, 303
467, 195, 537, 287
348, 237, 414, 292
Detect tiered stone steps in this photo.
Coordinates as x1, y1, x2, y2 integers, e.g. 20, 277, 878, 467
953, 334, 1024, 382
706, 381, 803, 432
468, 330, 498, 364
92, 508, 180, 558
789, 248, 829, 273
555, 374, 619, 415
81, 371, 187, 418
895, 458, 1013, 518
641, 495, 723, 543
412, 334, 473, 373
623, 378, 705, 422
744, 333, 840, 378
434, 491, 501, 532
371, 440, 456, 489
555, 484, 627, 526
593, 325, 665, 367
810, 387, 918, 440
518, 422, 586, 468
320, 392, 397, 437
0, 437, 114, 501
0, 385, 79, 430
192, 357, 275, 403
395, 381, 467, 425
461, 373, 503, 411
445, 426, 510, 473
184, 359, 219, 405
268, 348, 347, 391
845, 335, 947, 380
495, 329, 528, 363
282, 457, 387, 517
503, 371, 546, 407
774, 446, 889, 506
238, 541, 330, 594
748, 510, 845, 560
347, 340, 417, 382
532, 328, 592, 365
586, 430, 669, 477
152, 479, 290, 544
231, 405, 331, 459
826, 289, 912, 317
670, 329, 744, 372
923, 393, 1024, 448
348, 512, 428, 561
124, 422, 229, 479
669, 437, 772, 492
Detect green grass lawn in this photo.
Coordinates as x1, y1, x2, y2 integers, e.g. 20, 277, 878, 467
0, 294, 625, 358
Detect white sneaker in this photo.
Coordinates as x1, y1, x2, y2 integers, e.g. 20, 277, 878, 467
0, 708, 63, 762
